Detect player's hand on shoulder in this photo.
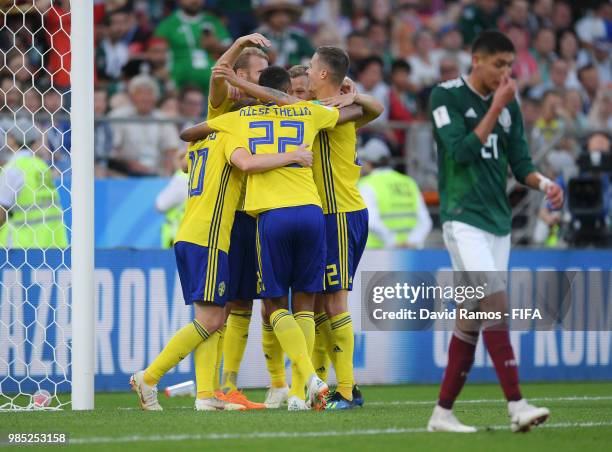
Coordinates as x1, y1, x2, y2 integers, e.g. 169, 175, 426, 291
492, 76, 517, 110
546, 183, 564, 210
291, 144, 313, 167
237, 33, 272, 49
322, 92, 356, 108
341, 77, 357, 95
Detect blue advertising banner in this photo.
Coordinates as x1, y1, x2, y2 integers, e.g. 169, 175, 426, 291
0, 249, 610, 394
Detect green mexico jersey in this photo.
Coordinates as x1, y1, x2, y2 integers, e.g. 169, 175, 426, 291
429, 76, 536, 235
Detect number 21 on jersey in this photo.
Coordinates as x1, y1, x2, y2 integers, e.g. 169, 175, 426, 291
481, 133, 498, 160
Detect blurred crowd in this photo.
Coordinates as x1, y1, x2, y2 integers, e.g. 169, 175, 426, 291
0, 0, 611, 244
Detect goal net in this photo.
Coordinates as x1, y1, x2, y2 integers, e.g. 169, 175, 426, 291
0, 0, 90, 411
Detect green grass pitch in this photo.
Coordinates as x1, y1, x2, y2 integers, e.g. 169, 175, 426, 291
2, 382, 611, 451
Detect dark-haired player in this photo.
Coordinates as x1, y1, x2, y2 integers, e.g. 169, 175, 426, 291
427, 30, 563, 432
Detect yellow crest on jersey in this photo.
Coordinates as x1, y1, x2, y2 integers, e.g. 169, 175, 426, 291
218, 281, 226, 297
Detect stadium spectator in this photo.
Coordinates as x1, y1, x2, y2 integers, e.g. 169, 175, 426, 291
355, 56, 390, 129
178, 85, 205, 125
587, 89, 612, 130
358, 138, 432, 249
407, 30, 439, 90
94, 87, 113, 177
575, 2, 612, 52
108, 74, 180, 177
498, 0, 530, 45
39, 0, 71, 91
550, 0, 573, 31
366, 22, 393, 71
458, 0, 500, 45
96, 8, 133, 81
0, 77, 22, 114
507, 25, 540, 93
587, 40, 611, 86
578, 64, 601, 113
23, 89, 41, 115
154, 0, 231, 95
556, 29, 587, 87
391, 0, 426, 58
388, 60, 417, 147
254, 0, 315, 67
121, 36, 173, 95
530, 59, 579, 99
430, 25, 471, 76
527, 0, 553, 34
438, 56, 460, 83
531, 28, 557, 85
563, 88, 590, 133
531, 90, 566, 152
345, 31, 371, 78
521, 97, 541, 149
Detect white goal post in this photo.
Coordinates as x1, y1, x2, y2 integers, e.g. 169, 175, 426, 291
70, 0, 95, 411
0, 0, 94, 411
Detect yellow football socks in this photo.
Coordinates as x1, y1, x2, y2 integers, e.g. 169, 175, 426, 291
194, 330, 221, 399
313, 312, 331, 381
289, 311, 315, 399
144, 319, 210, 386
329, 312, 354, 401
214, 323, 226, 391
270, 309, 315, 386
221, 310, 252, 392
262, 321, 287, 388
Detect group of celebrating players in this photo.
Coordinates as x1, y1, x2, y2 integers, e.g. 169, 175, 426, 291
130, 28, 563, 432
130, 31, 381, 413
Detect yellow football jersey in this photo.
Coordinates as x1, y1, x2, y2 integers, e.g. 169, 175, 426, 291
207, 95, 234, 120
207, 101, 340, 215
313, 122, 366, 214
175, 132, 245, 252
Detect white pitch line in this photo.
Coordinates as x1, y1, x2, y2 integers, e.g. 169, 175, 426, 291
116, 395, 612, 411
68, 421, 612, 445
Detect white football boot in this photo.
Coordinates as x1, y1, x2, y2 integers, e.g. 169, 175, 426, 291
287, 396, 309, 411
305, 374, 329, 411
130, 370, 162, 411
195, 397, 245, 411
508, 399, 550, 432
264, 386, 289, 408
427, 405, 477, 433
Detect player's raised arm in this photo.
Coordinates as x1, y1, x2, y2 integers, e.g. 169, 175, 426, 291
212, 65, 301, 106
209, 33, 272, 109
336, 104, 363, 125
179, 122, 214, 142
322, 92, 383, 128
229, 144, 313, 173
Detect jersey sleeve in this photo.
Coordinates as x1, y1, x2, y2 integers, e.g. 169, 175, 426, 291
508, 103, 537, 184
429, 86, 483, 164
223, 134, 248, 165
309, 102, 340, 131
207, 110, 240, 134
207, 96, 234, 120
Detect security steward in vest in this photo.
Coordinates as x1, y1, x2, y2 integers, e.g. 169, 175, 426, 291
0, 121, 68, 249
357, 138, 432, 249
